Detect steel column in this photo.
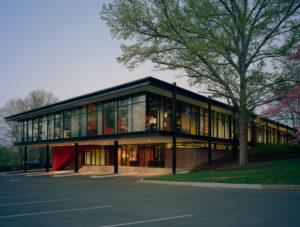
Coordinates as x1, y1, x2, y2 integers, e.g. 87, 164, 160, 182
172, 82, 177, 174
114, 140, 118, 174
74, 143, 78, 173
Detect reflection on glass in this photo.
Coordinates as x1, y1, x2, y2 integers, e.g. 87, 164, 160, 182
87, 104, 97, 136
71, 109, 79, 137
79, 106, 86, 137
33, 118, 38, 141
64, 111, 71, 138
118, 99, 127, 133
181, 103, 191, 134
146, 95, 158, 131
104, 102, 115, 134
54, 114, 61, 139
47, 115, 54, 140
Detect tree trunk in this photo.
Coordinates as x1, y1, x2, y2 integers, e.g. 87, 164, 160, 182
239, 104, 248, 166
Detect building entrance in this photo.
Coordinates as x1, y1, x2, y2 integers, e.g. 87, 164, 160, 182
83, 144, 165, 168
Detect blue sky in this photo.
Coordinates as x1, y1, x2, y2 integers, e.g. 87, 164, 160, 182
0, 0, 196, 107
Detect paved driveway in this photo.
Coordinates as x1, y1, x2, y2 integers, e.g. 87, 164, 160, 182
0, 172, 299, 227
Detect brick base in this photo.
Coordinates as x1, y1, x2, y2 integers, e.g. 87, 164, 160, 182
165, 148, 233, 169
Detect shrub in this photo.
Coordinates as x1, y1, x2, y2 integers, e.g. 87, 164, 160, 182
248, 144, 300, 160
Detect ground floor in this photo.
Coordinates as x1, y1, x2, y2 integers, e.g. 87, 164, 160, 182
50, 142, 234, 172
21, 135, 237, 173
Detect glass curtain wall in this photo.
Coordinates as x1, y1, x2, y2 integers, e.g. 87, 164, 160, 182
17, 92, 288, 145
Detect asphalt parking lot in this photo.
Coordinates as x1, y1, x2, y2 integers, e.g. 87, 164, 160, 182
0, 172, 300, 227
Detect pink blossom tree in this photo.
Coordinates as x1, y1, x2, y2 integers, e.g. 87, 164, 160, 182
259, 45, 300, 142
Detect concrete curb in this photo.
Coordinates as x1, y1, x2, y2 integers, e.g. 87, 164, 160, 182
137, 179, 300, 190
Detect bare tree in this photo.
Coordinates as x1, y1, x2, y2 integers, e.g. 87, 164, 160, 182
0, 90, 58, 165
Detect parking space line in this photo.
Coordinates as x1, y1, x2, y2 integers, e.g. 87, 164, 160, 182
0, 205, 114, 219
0, 194, 36, 199
99, 214, 193, 227
90, 172, 138, 179
0, 198, 68, 207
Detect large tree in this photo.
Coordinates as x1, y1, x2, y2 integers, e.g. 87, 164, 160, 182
101, 0, 300, 165
0, 89, 58, 164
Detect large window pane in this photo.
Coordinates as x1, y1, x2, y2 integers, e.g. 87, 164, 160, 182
33, 118, 38, 141
118, 99, 128, 133
146, 95, 158, 131
133, 102, 146, 131
218, 113, 224, 139
22, 121, 27, 142
47, 115, 54, 140
204, 110, 209, 136
64, 111, 71, 138
181, 103, 191, 134
199, 108, 204, 136
79, 106, 87, 137
104, 102, 115, 134
97, 103, 102, 135
54, 113, 61, 139
191, 106, 197, 135
39, 116, 47, 140
163, 98, 172, 132
213, 112, 217, 137
28, 119, 32, 142
87, 104, 97, 136
225, 115, 230, 139
71, 109, 79, 137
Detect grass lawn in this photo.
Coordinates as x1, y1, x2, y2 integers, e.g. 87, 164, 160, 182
146, 158, 300, 185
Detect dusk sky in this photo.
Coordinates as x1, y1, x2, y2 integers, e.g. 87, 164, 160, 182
0, 0, 198, 108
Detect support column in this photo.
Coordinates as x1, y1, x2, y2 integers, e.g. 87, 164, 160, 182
208, 98, 212, 165
46, 145, 49, 172
74, 143, 78, 173
114, 140, 118, 174
266, 122, 269, 144
24, 146, 27, 173
172, 82, 177, 175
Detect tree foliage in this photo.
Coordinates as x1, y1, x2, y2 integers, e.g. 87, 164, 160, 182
259, 44, 300, 141
101, 0, 300, 165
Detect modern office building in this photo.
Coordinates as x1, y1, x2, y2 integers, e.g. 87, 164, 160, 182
5, 77, 295, 173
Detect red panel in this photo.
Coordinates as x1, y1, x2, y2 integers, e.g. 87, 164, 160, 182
52, 145, 100, 171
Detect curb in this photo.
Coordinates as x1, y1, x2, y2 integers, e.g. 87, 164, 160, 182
137, 179, 300, 190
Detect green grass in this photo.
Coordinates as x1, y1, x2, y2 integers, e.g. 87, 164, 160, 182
146, 158, 300, 185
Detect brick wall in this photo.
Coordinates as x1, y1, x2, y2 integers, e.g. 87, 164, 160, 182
165, 148, 233, 169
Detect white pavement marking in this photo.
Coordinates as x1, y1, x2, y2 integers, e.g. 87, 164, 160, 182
99, 214, 194, 227
0, 205, 114, 219
9, 179, 21, 182
90, 172, 138, 179
0, 198, 68, 207
0, 194, 35, 199
52, 174, 77, 177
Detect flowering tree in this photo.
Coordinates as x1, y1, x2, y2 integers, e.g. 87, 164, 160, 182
259, 45, 300, 142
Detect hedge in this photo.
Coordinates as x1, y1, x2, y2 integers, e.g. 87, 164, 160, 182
248, 143, 300, 160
